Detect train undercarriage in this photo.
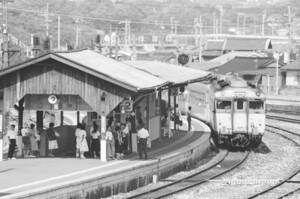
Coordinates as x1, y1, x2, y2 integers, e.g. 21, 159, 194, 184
211, 132, 263, 149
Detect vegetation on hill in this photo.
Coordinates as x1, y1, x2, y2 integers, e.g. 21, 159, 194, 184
2, 0, 298, 50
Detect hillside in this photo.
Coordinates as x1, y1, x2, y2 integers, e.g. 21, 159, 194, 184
2, 0, 297, 50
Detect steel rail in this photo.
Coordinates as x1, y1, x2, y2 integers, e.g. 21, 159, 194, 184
128, 150, 250, 199
278, 187, 300, 199
266, 115, 300, 123
247, 126, 300, 199
267, 110, 300, 115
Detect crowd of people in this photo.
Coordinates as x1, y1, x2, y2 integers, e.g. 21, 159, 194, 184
6, 123, 40, 160
72, 119, 131, 160
6, 114, 152, 161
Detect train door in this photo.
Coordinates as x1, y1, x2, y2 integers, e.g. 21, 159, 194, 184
215, 100, 232, 134
233, 99, 247, 133
248, 100, 265, 134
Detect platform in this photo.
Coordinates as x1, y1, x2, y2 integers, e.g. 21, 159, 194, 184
0, 119, 211, 199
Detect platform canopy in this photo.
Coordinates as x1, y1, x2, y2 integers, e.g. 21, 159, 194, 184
0, 49, 168, 92
124, 61, 214, 86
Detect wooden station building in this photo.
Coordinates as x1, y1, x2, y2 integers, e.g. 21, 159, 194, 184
0, 49, 212, 161
0, 49, 169, 160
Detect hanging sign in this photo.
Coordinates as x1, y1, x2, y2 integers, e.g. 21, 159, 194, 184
120, 100, 133, 112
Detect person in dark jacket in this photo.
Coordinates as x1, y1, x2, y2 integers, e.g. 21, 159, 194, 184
47, 123, 59, 157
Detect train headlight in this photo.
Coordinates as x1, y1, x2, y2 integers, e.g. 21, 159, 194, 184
256, 91, 261, 97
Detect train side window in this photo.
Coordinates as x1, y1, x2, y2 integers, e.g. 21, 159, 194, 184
249, 100, 264, 110
216, 100, 231, 110
237, 100, 244, 110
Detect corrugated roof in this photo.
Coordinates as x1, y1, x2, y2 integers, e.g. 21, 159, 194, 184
239, 67, 277, 76
0, 49, 169, 92
56, 50, 169, 91
124, 60, 213, 85
205, 40, 225, 50
272, 42, 290, 52
281, 59, 300, 71
224, 38, 271, 51
188, 51, 270, 71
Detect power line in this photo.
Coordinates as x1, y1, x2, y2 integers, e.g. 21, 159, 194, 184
7, 6, 278, 32
6, 6, 195, 28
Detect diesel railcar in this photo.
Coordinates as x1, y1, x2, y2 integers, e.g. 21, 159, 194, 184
184, 75, 265, 148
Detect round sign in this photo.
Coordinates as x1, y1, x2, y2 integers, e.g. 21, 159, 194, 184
178, 54, 189, 65
48, 95, 57, 104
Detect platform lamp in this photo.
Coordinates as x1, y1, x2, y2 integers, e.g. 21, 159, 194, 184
100, 92, 107, 162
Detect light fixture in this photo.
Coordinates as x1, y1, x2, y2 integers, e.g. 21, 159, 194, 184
101, 92, 106, 101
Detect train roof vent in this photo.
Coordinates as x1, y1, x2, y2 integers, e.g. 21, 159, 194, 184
230, 80, 248, 88
225, 74, 248, 88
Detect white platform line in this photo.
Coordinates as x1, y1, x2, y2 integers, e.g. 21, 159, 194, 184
0, 160, 123, 193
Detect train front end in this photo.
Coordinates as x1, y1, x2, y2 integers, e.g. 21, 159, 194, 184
213, 87, 265, 148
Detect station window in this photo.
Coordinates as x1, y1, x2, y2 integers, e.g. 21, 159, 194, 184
249, 100, 264, 110
216, 100, 231, 110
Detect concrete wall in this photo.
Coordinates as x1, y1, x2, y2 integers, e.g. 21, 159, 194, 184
15, 133, 210, 199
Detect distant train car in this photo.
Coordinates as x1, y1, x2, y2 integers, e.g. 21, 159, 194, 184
182, 74, 265, 148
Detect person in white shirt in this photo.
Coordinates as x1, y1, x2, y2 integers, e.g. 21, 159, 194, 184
137, 123, 149, 160
79, 124, 89, 159
75, 123, 82, 158
7, 124, 17, 160
90, 121, 100, 158
105, 126, 114, 160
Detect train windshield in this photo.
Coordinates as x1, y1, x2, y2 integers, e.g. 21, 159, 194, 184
216, 100, 231, 110
249, 100, 264, 110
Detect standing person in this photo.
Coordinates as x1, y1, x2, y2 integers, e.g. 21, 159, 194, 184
105, 126, 114, 160
79, 124, 89, 159
75, 123, 81, 158
90, 121, 100, 158
137, 123, 149, 160
29, 124, 38, 157
121, 123, 129, 154
187, 106, 192, 132
21, 126, 31, 158
7, 124, 17, 160
47, 123, 59, 157
115, 125, 123, 159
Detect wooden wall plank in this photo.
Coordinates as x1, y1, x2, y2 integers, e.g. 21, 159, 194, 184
0, 59, 134, 117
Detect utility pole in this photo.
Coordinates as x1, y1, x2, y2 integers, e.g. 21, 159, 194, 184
213, 12, 216, 34
262, 9, 266, 36
243, 15, 246, 35
57, 15, 60, 50
219, 6, 223, 35
174, 20, 178, 35
215, 18, 219, 36
75, 18, 80, 49
199, 15, 202, 35
45, 3, 49, 36
123, 20, 131, 46
170, 17, 174, 34
1, 0, 8, 69
236, 13, 240, 34
109, 24, 112, 58
287, 5, 294, 58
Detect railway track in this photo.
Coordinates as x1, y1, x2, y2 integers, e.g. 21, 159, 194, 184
267, 110, 300, 116
247, 125, 300, 199
266, 115, 300, 123
128, 150, 249, 199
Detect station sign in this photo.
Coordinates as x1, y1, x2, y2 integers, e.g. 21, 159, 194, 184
120, 100, 133, 113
